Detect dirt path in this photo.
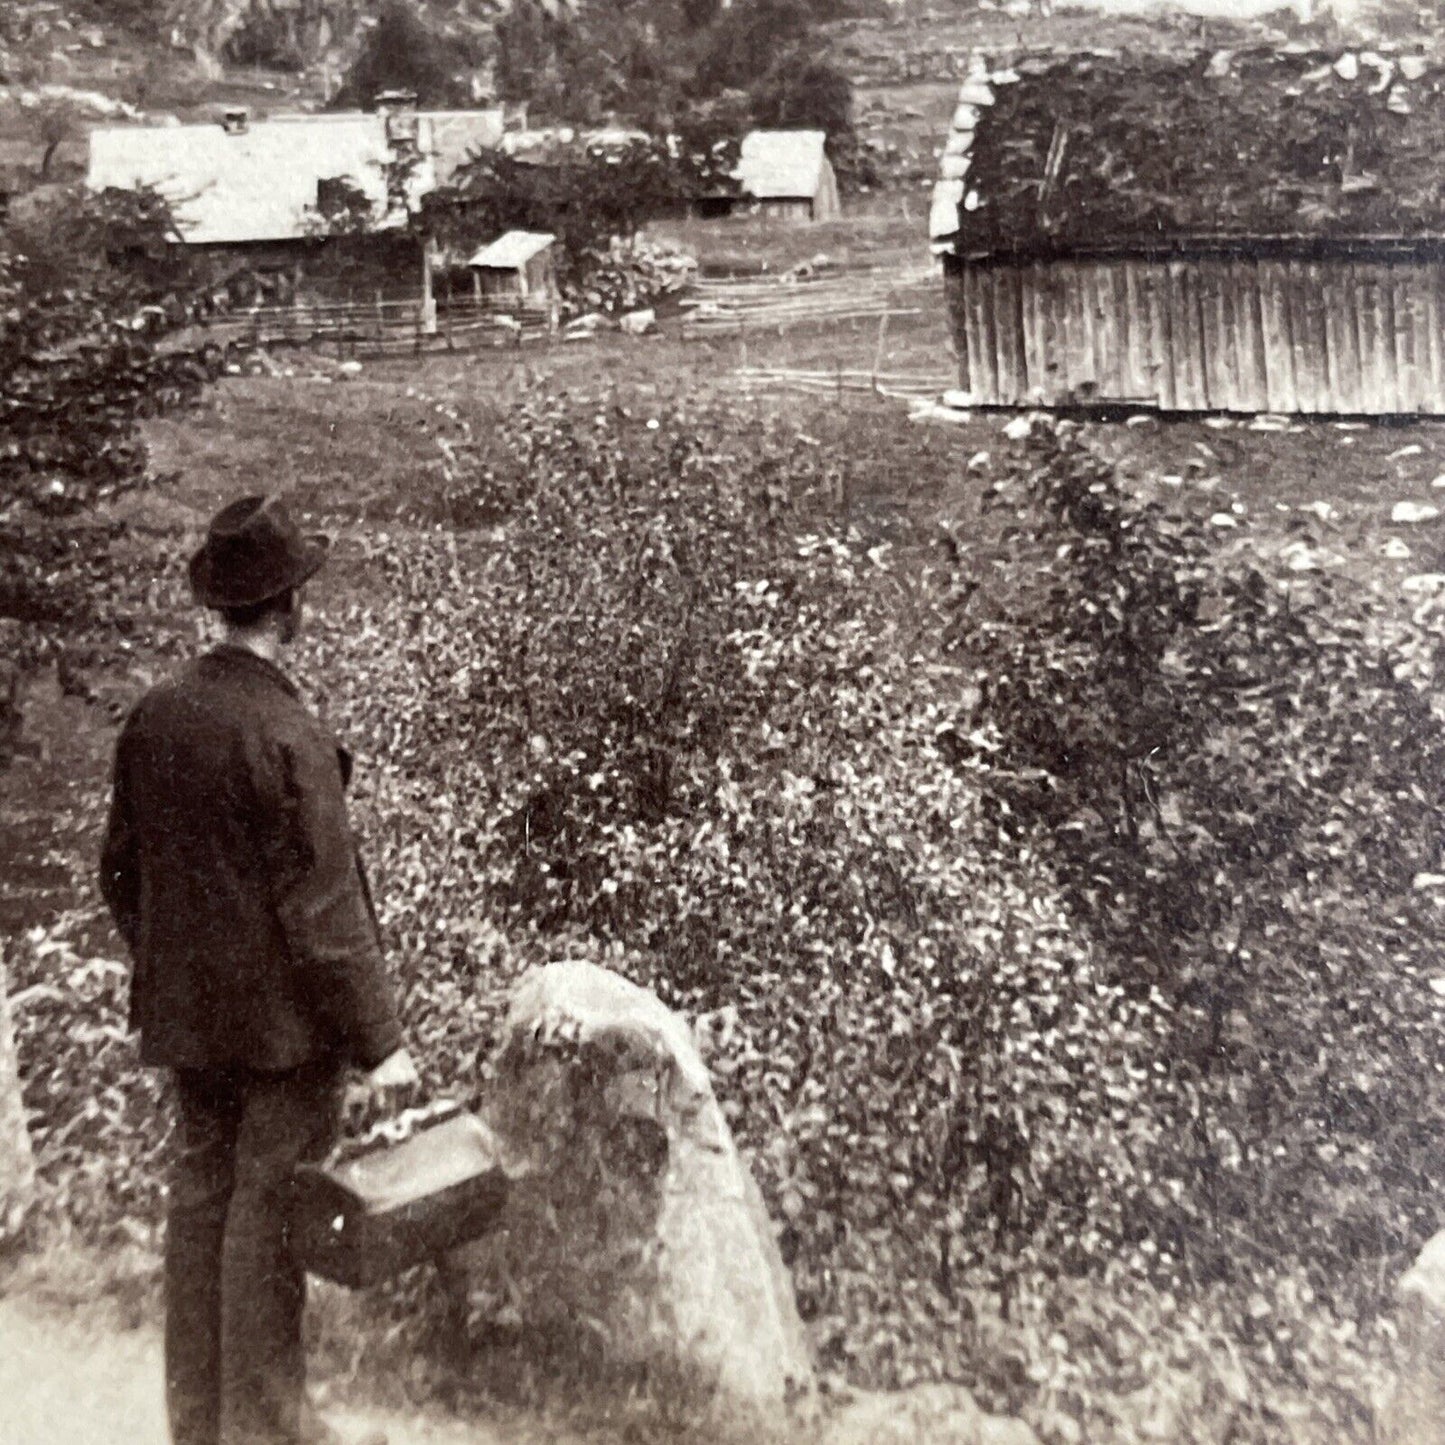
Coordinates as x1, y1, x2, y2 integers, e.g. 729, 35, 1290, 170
0, 1298, 501, 1445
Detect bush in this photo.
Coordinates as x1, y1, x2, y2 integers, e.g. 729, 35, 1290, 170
941, 418, 1445, 1302
1, 185, 218, 663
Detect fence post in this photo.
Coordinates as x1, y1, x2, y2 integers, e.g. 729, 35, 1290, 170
872, 311, 890, 394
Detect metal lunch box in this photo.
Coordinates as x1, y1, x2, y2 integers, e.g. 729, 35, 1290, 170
290, 1109, 509, 1288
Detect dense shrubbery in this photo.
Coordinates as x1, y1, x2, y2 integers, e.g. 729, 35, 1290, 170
423, 139, 728, 305
13, 396, 1444, 1440
0, 184, 218, 745
943, 423, 1445, 1298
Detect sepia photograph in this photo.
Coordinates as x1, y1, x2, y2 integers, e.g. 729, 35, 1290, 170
4, 0, 1445, 1441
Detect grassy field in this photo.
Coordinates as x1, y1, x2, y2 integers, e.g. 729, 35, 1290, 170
9, 293, 1445, 948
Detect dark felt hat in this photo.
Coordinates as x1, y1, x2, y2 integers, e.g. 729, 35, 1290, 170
188, 495, 330, 609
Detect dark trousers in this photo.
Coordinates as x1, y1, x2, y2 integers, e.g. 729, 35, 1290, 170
165, 1062, 340, 1445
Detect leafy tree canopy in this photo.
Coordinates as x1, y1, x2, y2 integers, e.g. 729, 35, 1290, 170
748, 54, 854, 138
1, 184, 218, 723
331, 0, 477, 110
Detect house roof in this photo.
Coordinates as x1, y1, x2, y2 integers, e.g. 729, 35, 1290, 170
86, 107, 507, 246
735, 130, 830, 201
422, 109, 506, 183
931, 48, 1445, 258
468, 230, 556, 269
87, 112, 436, 244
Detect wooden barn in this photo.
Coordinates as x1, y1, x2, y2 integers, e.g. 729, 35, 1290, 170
700, 130, 841, 223
931, 48, 1445, 415
467, 230, 558, 315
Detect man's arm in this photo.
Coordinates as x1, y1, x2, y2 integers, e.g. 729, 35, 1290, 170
265, 728, 404, 1071
99, 735, 141, 955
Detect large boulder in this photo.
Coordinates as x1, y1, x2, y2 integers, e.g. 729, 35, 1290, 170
1384, 1231, 1445, 1444
454, 961, 815, 1415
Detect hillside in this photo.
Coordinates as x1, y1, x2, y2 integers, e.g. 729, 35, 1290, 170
0, 0, 1326, 196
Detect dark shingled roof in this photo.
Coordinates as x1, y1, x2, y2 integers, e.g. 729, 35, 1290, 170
932, 47, 1445, 257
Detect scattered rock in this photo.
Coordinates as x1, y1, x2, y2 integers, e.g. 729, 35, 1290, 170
1384, 538, 1413, 559
1280, 541, 1342, 572
618, 308, 656, 336
1392, 501, 1440, 523
454, 962, 814, 1417
562, 313, 609, 339
338, 360, 364, 376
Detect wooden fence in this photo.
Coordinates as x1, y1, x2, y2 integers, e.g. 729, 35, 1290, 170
681, 265, 938, 338
730, 363, 951, 404
178, 295, 555, 360
167, 264, 946, 360
946, 253, 1445, 415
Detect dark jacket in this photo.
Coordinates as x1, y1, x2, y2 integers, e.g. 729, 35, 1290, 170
99, 645, 403, 1072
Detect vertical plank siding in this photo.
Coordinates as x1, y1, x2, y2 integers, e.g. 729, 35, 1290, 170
946, 253, 1445, 414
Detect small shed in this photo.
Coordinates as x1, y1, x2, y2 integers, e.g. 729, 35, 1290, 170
468, 230, 558, 309
931, 48, 1445, 416
701, 130, 841, 223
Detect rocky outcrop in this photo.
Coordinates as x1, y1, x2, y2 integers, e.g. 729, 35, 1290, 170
1385, 1230, 1445, 1444
454, 961, 815, 1415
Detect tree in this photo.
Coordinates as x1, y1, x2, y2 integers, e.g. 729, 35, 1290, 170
2, 184, 218, 714
308, 176, 378, 236
748, 55, 854, 140
693, 0, 812, 95
330, 0, 474, 111
32, 100, 75, 181
423, 136, 712, 287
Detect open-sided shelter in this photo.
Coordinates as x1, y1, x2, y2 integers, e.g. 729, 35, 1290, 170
931, 48, 1445, 415
467, 230, 558, 314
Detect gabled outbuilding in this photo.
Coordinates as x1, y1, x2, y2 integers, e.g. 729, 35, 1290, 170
699, 130, 841, 223
931, 48, 1445, 415
467, 230, 558, 313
